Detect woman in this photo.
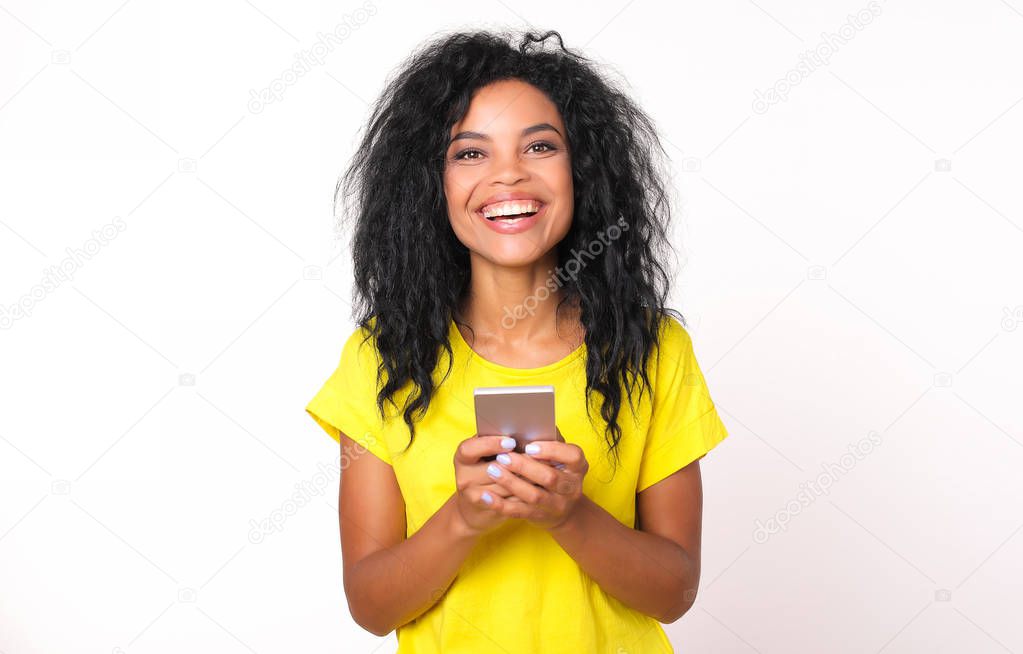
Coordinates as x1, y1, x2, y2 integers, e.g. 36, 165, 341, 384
306, 29, 729, 653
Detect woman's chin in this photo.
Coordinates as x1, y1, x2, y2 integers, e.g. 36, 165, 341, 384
477, 248, 549, 270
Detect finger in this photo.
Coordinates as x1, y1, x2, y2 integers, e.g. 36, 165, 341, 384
499, 494, 537, 518
537, 459, 567, 471
465, 462, 525, 492
494, 452, 561, 493
481, 491, 529, 517
459, 458, 531, 498
502, 453, 578, 496
481, 481, 517, 499
485, 459, 551, 508
475, 486, 500, 510
455, 434, 517, 465
521, 441, 585, 472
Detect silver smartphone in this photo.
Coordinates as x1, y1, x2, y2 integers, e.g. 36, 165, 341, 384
474, 385, 557, 459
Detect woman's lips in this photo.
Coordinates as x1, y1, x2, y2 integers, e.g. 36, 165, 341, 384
479, 199, 543, 219
476, 192, 545, 214
476, 201, 546, 234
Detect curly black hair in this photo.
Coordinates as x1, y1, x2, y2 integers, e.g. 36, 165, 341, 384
336, 28, 684, 471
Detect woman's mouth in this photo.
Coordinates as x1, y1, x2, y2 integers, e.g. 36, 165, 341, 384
475, 199, 546, 234
478, 199, 543, 221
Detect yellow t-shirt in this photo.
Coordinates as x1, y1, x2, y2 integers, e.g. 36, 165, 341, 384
306, 314, 728, 653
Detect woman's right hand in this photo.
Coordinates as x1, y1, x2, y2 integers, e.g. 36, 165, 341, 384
452, 434, 521, 535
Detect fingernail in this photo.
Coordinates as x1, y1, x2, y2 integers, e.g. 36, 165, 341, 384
500, 437, 516, 450
496, 453, 511, 465
482, 491, 493, 505
525, 443, 540, 455
487, 463, 502, 478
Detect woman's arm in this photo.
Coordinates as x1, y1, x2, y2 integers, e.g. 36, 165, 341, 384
339, 432, 481, 636
549, 460, 704, 623
485, 443, 705, 623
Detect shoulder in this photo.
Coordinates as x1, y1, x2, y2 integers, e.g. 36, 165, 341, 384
653, 312, 694, 366
656, 313, 691, 345
339, 319, 383, 379
341, 322, 376, 356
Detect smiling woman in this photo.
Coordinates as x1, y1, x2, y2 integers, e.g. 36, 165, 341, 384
444, 80, 574, 262
305, 29, 729, 653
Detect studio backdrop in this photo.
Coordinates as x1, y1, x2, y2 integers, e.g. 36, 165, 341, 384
1, 1, 1021, 652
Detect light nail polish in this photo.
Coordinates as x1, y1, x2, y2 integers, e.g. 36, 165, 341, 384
482, 492, 493, 505
496, 453, 511, 465
525, 443, 540, 455
501, 437, 516, 450
487, 464, 502, 478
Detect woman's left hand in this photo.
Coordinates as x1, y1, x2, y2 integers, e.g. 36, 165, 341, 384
484, 428, 589, 531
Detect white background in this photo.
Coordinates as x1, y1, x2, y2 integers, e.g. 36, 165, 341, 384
2, 1, 1022, 652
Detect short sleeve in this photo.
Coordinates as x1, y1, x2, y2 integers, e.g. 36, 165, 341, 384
636, 317, 728, 492
305, 326, 392, 465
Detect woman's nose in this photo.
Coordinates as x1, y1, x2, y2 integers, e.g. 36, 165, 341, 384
490, 154, 529, 185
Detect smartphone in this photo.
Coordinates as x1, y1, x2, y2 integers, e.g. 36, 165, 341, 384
474, 385, 557, 461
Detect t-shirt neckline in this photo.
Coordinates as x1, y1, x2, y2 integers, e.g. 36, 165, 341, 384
449, 318, 586, 376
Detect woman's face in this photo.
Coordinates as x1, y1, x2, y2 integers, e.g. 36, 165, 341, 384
443, 79, 573, 268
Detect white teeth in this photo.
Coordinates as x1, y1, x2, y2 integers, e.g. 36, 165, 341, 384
481, 200, 540, 219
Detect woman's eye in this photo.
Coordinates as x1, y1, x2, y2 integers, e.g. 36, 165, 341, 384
452, 142, 556, 160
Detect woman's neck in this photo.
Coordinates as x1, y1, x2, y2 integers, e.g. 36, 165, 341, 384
454, 251, 583, 351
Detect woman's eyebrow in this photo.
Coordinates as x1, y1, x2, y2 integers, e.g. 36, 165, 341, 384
449, 123, 563, 144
